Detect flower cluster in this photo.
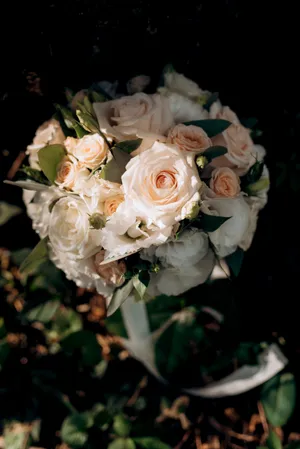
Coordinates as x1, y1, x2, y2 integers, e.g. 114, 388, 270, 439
15, 68, 269, 312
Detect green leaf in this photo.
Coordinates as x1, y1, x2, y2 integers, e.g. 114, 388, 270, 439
90, 90, 106, 103
241, 117, 258, 129
19, 238, 49, 274
203, 92, 219, 111
107, 278, 134, 317
105, 308, 128, 338
183, 119, 231, 137
55, 104, 87, 138
266, 430, 282, 449
226, 248, 244, 277
61, 413, 91, 448
134, 437, 172, 449
133, 273, 149, 300
4, 422, 32, 449
202, 145, 227, 162
109, 439, 136, 449
261, 373, 296, 427
246, 178, 270, 196
50, 307, 83, 340
100, 146, 131, 183
114, 139, 142, 154
286, 443, 300, 449
155, 310, 205, 377
76, 110, 99, 133
241, 160, 264, 188
0, 202, 22, 226
25, 300, 60, 323
62, 330, 102, 367
0, 317, 6, 339
10, 248, 31, 266
113, 414, 131, 437
200, 213, 231, 232
18, 166, 50, 185
91, 403, 112, 429
38, 144, 65, 183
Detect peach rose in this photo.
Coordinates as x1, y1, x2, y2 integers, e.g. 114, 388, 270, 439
211, 124, 255, 174
210, 167, 241, 198
65, 134, 109, 170
94, 250, 126, 286
55, 156, 89, 191
167, 124, 212, 153
26, 119, 65, 170
104, 194, 124, 217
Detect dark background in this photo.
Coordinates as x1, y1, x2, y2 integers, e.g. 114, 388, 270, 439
0, 0, 293, 353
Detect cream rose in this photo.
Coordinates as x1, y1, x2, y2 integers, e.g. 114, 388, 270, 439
122, 141, 202, 229
94, 250, 126, 286
93, 93, 173, 144
65, 134, 109, 170
211, 124, 255, 174
167, 124, 211, 153
49, 197, 102, 259
26, 119, 65, 170
210, 167, 241, 198
55, 155, 89, 191
104, 194, 124, 217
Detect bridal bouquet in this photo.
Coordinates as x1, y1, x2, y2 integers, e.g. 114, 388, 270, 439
7, 67, 269, 317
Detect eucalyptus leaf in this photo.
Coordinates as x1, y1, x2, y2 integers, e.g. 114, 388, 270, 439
155, 310, 205, 378
107, 279, 134, 317
134, 437, 172, 449
61, 413, 91, 448
62, 330, 102, 367
113, 414, 131, 437
114, 139, 142, 154
200, 213, 231, 232
18, 166, 50, 185
203, 92, 219, 111
108, 439, 136, 449
226, 248, 244, 277
266, 430, 282, 449
25, 300, 60, 323
202, 145, 227, 161
261, 373, 296, 427
4, 180, 49, 191
183, 119, 231, 137
0, 202, 22, 226
20, 238, 49, 274
38, 144, 65, 183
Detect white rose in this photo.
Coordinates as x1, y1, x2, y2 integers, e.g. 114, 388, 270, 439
23, 186, 61, 238
93, 93, 174, 145
166, 92, 209, 123
49, 196, 102, 259
121, 141, 202, 229
202, 194, 250, 257
55, 155, 90, 191
65, 134, 109, 170
144, 230, 215, 296
26, 119, 65, 170
164, 71, 205, 100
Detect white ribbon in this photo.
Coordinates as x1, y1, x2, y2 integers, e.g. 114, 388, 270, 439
121, 296, 287, 398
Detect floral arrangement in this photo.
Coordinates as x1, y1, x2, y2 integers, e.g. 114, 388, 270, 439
6, 67, 270, 316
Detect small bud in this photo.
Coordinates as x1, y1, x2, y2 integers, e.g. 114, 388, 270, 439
151, 263, 160, 273
196, 155, 208, 169
183, 201, 200, 220
89, 213, 106, 230
246, 178, 270, 195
